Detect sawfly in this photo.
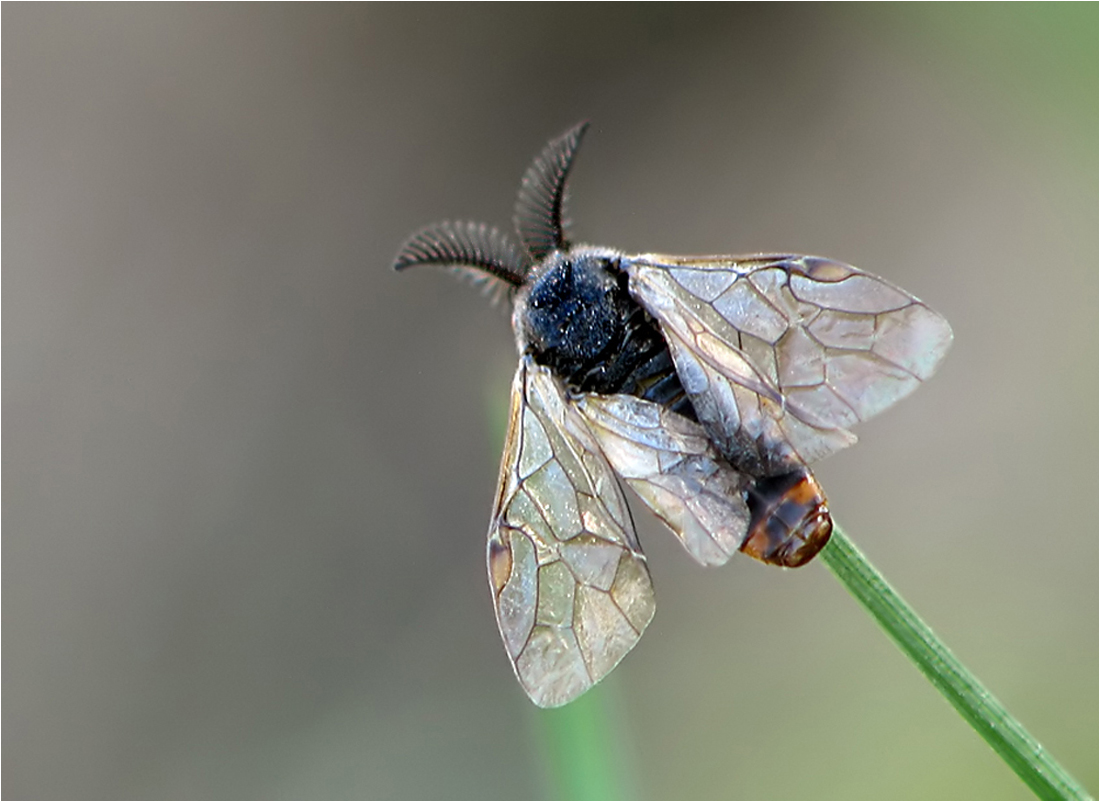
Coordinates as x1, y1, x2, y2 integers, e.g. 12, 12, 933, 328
394, 122, 952, 707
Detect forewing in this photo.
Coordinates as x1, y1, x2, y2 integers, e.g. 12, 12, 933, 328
570, 392, 752, 567
487, 357, 656, 708
624, 254, 952, 466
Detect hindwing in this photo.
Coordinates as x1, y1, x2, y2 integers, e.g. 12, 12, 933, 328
571, 392, 752, 567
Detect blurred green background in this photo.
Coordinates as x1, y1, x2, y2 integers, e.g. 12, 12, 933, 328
4, 4, 1096, 798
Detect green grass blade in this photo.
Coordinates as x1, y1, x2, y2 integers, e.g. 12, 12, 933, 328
821, 523, 1091, 800
534, 682, 631, 800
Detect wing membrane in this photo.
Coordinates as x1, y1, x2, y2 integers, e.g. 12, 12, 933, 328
624, 254, 952, 467
487, 357, 656, 708
570, 392, 751, 567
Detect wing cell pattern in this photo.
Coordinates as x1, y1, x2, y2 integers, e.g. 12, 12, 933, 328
625, 254, 952, 469
572, 392, 752, 566
488, 358, 655, 707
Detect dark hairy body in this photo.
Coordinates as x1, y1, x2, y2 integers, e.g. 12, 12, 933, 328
516, 246, 830, 568
517, 249, 696, 420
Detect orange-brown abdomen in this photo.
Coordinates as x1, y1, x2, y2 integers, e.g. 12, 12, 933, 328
740, 468, 832, 568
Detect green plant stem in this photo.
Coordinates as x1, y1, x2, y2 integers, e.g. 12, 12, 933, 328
822, 523, 1091, 801
536, 683, 630, 800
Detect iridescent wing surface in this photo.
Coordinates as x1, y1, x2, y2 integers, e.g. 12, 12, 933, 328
487, 357, 656, 708
571, 391, 751, 567
623, 254, 953, 469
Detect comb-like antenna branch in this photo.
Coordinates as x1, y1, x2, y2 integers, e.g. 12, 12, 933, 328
513, 121, 590, 263
393, 221, 529, 289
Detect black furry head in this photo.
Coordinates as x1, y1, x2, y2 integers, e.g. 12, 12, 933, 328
514, 248, 629, 383
395, 123, 664, 394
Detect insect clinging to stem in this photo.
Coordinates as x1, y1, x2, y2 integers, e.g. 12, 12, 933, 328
394, 121, 953, 708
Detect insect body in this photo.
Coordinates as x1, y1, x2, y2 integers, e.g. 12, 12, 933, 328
394, 122, 952, 707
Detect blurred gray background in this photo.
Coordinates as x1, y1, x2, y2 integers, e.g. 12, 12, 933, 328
4, 5, 1096, 799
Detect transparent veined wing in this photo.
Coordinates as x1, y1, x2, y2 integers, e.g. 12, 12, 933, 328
487, 357, 656, 708
623, 254, 953, 468
570, 391, 751, 567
